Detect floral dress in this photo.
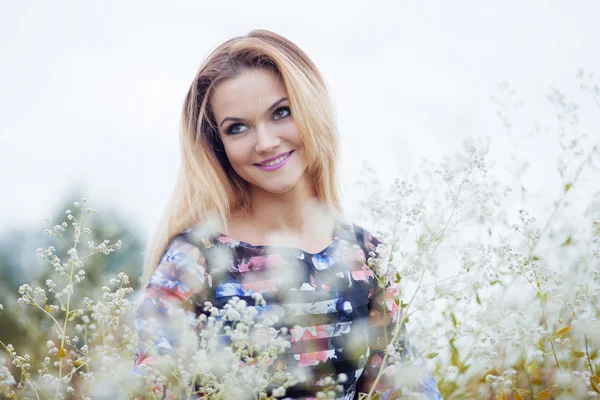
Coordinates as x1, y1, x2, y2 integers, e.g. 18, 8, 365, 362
135, 220, 442, 400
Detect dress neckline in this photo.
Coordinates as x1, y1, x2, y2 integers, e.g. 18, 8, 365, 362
215, 219, 342, 256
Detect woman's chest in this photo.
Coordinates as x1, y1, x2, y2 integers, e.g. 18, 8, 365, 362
204, 241, 378, 321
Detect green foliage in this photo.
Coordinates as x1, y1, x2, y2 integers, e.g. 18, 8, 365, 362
0, 192, 144, 363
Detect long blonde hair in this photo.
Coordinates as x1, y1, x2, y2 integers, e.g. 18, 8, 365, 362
141, 29, 342, 286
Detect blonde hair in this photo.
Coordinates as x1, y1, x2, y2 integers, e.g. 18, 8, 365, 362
141, 29, 342, 285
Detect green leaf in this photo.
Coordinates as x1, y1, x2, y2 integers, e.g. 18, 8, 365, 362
426, 352, 439, 359
534, 388, 552, 399
458, 362, 470, 373
515, 392, 524, 400
565, 183, 572, 193
451, 343, 460, 366
591, 377, 600, 394
561, 235, 573, 246
570, 350, 585, 357
554, 326, 570, 336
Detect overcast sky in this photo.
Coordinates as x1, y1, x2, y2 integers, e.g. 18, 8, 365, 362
1, 1, 599, 242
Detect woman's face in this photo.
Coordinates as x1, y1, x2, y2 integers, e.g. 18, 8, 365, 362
211, 68, 310, 195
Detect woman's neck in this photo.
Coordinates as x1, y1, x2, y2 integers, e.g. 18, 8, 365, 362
226, 174, 335, 243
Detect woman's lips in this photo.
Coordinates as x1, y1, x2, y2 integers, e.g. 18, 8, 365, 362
255, 150, 294, 166
254, 150, 294, 171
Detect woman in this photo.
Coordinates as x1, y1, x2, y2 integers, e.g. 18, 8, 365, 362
135, 29, 442, 399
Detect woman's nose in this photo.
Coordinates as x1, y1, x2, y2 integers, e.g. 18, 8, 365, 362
254, 123, 281, 153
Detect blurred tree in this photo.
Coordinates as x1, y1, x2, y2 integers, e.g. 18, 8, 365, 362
0, 190, 145, 361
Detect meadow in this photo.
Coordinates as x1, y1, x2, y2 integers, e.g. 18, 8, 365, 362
1, 72, 599, 399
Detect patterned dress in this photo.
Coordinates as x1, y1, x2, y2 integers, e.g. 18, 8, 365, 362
135, 220, 442, 399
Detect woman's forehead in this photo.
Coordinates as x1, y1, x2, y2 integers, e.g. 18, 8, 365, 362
211, 69, 288, 119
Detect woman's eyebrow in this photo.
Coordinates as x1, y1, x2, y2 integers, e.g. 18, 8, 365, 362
219, 97, 288, 127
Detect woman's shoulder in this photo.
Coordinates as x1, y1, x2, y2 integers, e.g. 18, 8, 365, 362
338, 220, 385, 247
148, 230, 214, 300
336, 220, 387, 262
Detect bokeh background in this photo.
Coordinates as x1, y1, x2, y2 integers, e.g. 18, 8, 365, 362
1, 0, 599, 373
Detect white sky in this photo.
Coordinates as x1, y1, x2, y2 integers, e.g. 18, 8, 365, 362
1, 1, 599, 241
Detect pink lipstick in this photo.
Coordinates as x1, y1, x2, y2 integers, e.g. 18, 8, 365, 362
254, 150, 294, 172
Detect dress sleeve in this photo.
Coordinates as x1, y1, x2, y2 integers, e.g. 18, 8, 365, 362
134, 233, 212, 381
356, 228, 442, 400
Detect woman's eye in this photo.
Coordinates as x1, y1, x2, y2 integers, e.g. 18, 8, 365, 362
273, 107, 291, 120
224, 108, 289, 135
227, 123, 248, 135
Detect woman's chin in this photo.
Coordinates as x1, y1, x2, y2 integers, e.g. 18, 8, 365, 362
263, 184, 296, 194
245, 167, 309, 195
252, 180, 297, 195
